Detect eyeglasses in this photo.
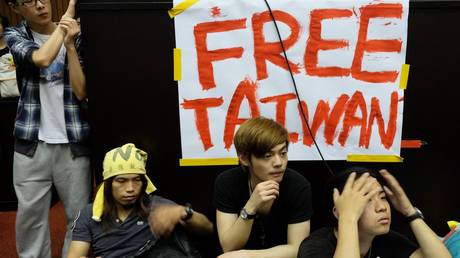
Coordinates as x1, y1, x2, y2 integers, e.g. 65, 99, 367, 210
16, 0, 49, 7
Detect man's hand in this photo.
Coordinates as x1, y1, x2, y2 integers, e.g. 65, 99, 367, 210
58, 16, 80, 49
148, 204, 186, 238
245, 180, 279, 214
333, 172, 381, 222
379, 169, 416, 216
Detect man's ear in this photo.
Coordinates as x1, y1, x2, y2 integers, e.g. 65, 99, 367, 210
332, 206, 339, 220
238, 153, 250, 167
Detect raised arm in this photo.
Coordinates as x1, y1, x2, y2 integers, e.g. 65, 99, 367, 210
30, 25, 66, 68
333, 173, 381, 258
60, 16, 86, 100
32, 0, 78, 68
379, 170, 451, 258
63, 0, 78, 19
216, 180, 279, 252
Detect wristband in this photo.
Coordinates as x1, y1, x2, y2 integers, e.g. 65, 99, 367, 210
239, 208, 256, 220
406, 207, 424, 223
183, 203, 194, 221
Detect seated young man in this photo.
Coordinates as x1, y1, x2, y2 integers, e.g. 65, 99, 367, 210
298, 166, 451, 258
214, 116, 313, 258
67, 143, 213, 258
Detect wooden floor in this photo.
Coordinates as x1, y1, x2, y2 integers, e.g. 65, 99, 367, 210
0, 202, 67, 258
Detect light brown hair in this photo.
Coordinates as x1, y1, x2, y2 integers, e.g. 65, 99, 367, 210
234, 116, 289, 159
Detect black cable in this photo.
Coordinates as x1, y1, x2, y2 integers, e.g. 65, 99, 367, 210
262, 0, 335, 176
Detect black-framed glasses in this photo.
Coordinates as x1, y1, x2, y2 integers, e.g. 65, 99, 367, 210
16, 0, 49, 7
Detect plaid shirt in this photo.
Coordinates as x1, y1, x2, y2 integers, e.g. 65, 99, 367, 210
5, 21, 90, 143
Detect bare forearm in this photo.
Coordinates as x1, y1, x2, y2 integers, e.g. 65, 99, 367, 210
63, 0, 76, 18
66, 46, 86, 100
410, 219, 451, 258
334, 219, 360, 258
183, 211, 213, 235
219, 217, 254, 252
66, 241, 90, 258
32, 27, 65, 68
229, 244, 299, 258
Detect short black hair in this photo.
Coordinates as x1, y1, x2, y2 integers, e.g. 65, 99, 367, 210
0, 15, 10, 29
320, 166, 388, 227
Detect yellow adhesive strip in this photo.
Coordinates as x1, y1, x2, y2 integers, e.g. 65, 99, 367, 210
448, 221, 459, 230
179, 158, 239, 166
168, 0, 199, 18
399, 64, 410, 89
174, 48, 182, 81
347, 154, 403, 163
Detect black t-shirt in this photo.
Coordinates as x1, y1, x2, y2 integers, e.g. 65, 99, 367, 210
214, 166, 313, 249
298, 227, 418, 258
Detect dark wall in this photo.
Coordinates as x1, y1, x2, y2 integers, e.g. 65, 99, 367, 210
395, 0, 460, 238
0, 97, 18, 210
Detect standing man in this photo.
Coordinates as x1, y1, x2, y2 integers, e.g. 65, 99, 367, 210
4, 0, 90, 257
214, 116, 313, 258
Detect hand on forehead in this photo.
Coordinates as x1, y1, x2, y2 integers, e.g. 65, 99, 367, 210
352, 172, 383, 193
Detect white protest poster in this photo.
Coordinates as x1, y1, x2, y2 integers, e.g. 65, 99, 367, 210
173, 0, 409, 161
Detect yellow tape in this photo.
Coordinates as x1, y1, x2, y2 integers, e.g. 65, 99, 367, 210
174, 48, 182, 81
448, 221, 459, 230
347, 154, 403, 163
179, 158, 239, 166
168, 0, 199, 18
399, 64, 410, 90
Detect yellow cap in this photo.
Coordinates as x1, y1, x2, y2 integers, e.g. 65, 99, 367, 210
92, 143, 156, 221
